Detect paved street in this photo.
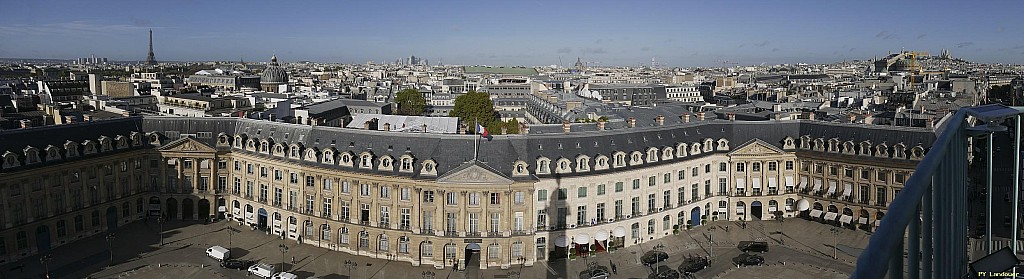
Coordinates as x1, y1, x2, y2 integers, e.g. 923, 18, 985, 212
0, 217, 867, 279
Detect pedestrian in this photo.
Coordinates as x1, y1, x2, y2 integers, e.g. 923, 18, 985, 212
611, 262, 617, 274
291, 256, 295, 263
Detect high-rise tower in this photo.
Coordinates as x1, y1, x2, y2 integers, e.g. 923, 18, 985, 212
144, 30, 157, 65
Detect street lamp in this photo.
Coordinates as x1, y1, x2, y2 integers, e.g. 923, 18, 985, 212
776, 212, 785, 245
227, 221, 233, 252
829, 227, 838, 259
345, 260, 358, 279
708, 226, 716, 262
106, 233, 116, 266
278, 244, 288, 272
157, 216, 164, 246
40, 254, 52, 279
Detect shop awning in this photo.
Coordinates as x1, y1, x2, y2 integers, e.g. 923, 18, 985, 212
736, 206, 745, 214
799, 177, 809, 190
813, 179, 823, 192
859, 217, 869, 224
839, 215, 853, 224
612, 226, 626, 238
574, 234, 590, 245
810, 209, 824, 218
735, 178, 746, 190
826, 181, 837, 195
595, 231, 610, 241
769, 204, 778, 212
233, 208, 241, 216
554, 236, 569, 247
768, 177, 778, 190
785, 176, 795, 188
824, 212, 838, 220
842, 183, 853, 197
218, 206, 227, 213
245, 212, 254, 220
718, 207, 728, 213
751, 178, 762, 190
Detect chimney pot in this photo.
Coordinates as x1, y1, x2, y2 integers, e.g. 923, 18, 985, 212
682, 114, 691, 123
562, 121, 571, 133
383, 123, 391, 131
597, 120, 606, 130
628, 117, 637, 128
655, 115, 665, 126
727, 113, 736, 121
520, 123, 529, 134
697, 112, 705, 121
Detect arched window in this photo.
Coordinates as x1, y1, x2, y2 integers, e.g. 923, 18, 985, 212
399, 236, 410, 254
321, 224, 331, 241
445, 243, 457, 260
647, 219, 656, 234
511, 241, 523, 258
662, 215, 671, 231
378, 234, 389, 251
631, 223, 640, 239
339, 227, 349, 244
359, 231, 369, 248
488, 243, 501, 260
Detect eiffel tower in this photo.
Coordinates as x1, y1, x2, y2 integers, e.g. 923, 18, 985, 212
144, 29, 157, 66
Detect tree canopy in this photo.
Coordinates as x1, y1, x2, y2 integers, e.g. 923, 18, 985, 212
395, 88, 427, 116
450, 90, 497, 133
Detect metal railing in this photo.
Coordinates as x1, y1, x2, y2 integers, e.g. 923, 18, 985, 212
852, 105, 1020, 279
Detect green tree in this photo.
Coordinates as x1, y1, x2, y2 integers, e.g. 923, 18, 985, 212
504, 118, 520, 134
449, 91, 497, 133
988, 84, 1014, 104
395, 88, 426, 115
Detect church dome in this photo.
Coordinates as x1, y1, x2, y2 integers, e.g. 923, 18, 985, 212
261, 54, 288, 84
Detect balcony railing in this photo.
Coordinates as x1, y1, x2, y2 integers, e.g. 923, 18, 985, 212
853, 105, 1020, 279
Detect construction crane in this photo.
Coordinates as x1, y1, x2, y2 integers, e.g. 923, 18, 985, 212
717, 60, 739, 69
904, 51, 925, 90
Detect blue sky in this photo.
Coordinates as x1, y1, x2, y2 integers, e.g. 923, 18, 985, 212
1, 0, 1022, 67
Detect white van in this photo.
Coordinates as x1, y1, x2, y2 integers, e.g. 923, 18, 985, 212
206, 246, 230, 261
271, 272, 298, 279
247, 263, 276, 278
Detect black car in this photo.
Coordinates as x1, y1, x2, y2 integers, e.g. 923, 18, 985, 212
579, 265, 611, 279
641, 251, 670, 266
732, 253, 764, 266
220, 259, 255, 270
678, 256, 710, 273
738, 241, 769, 253
647, 265, 680, 279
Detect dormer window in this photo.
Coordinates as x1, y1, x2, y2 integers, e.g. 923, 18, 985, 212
703, 139, 714, 152
340, 153, 351, 164
400, 157, 413, 171
516, 164, 525, 174
576, 156, 590, 171
290, 146, 300, 158
717, 139, 730, 150
536, 157, 551, 174
360, 154, 373, 168
646, 148, 658, 163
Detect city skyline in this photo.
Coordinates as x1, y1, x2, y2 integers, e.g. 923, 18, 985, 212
1, 0, 1023, 67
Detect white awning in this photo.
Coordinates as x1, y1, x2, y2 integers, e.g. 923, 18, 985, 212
842, 183, 853, 197
826, 181, 837, 195
797, 199, 810, 211
273, 220, 282, 227
574, 234, 590, 245
824, 212, 838, 220
245, 212, 254, 220
874, 220, 881, 226
769, 205, 778, 212
799, 177, 808, 189
768, 177, 778, 189
233, 208, 241, 216
839, 215, 853, 224
218, 206, 227, 213
813, 179, 823, 192
735, 178, 746, 190
785, 205, 793, 211
859, 217, 869, 224
612, 226, 626, 237
718, 207, 728, 213
736, 206, 745, 214
594, 231, 610, 241
785, 176, 795, 188
554, 236, 569, 247
751, 178, 762, 190
810, 209, 823, 218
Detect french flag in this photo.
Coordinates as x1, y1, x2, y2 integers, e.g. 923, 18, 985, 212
476, 123, 490, 138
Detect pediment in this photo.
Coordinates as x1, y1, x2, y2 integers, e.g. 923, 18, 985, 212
437, 160, 513, 185
158, 137, 217, 153
728, 139, 785, 156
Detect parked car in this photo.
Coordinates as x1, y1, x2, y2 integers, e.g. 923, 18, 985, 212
641, 251, 670, 266
578, 265, 610, 279
678, 256, 710, 273
648, 265, 680, 279
738, 241, 769, 253
271, 272, 298, 279
221, 259, 255, 270
732, 253, 764, 266
247, 263, 276, 278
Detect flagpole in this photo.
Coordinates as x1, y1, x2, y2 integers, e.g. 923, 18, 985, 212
473, 117, 479, 162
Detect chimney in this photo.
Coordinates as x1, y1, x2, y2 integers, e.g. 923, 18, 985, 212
655, 115, 665, 126
83, 114, 92, 122
807, 111, 815, 121
64, 116, 74, 124
19, 119, 32, 128
681, 114, 690, 123
268, 113, 276, 121
364, 121, 372, 130
520, 123, 529, 134
697, 112, 705, 121
926, 118, 935, 128
628, 117, 636, 128
597, 120, 606, 130
773, 104, 782, 112
562, 121, 571, 133
727, 113, 736, 121
458, 123, 467, 134
383, 123, 391, 131
848, 113, 857, 123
